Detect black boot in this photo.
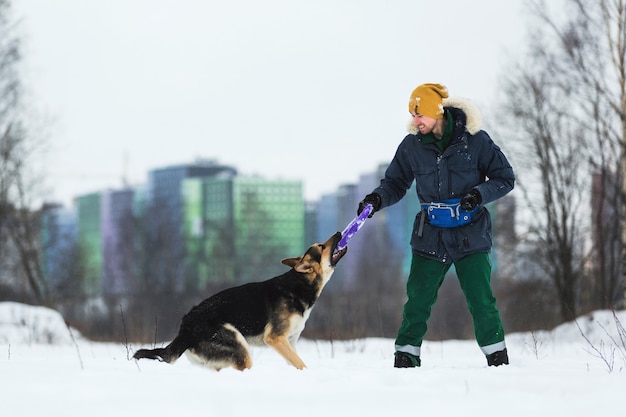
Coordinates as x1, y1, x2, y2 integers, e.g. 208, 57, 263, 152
394, 352, 421, 368
486, 348, 509, 366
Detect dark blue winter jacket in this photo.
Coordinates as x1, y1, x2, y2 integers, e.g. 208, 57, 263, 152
372, 98, 515, 263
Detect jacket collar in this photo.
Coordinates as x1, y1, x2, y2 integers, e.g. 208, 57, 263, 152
420, 109, 455, 150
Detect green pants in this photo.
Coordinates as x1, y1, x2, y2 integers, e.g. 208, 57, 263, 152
395, 252, 505, 356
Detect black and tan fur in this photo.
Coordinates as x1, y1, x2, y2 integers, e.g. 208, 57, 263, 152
133, 232, 347, 371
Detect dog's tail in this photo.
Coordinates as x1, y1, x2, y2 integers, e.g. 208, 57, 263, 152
133, 336, 189, 364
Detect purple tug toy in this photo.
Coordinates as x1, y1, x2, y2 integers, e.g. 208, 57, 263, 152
335, 204, 373, 253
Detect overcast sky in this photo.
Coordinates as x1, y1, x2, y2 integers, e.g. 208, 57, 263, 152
15, 0, 527, 205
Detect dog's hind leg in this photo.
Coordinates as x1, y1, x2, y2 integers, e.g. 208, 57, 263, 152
187, 323, 253, 371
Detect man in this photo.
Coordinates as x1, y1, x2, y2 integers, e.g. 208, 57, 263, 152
358, 83, 514, 367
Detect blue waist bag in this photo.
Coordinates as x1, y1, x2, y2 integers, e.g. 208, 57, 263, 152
421, 198, 478, 228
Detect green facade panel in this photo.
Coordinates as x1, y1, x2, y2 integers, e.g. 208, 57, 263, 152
182, 177, 304, 289
76, 193, 102, 296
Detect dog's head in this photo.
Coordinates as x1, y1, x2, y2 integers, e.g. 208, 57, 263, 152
281, 232, 347, 283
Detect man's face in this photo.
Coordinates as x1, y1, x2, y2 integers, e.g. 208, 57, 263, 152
411, 113, 438, 134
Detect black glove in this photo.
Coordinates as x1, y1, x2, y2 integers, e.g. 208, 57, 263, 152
460, 189, 482, 211
357, 193, 382, 218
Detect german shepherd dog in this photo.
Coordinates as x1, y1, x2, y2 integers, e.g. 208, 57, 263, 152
133, 232, 347, 371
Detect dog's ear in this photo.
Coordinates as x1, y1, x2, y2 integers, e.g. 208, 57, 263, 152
294, 261, 314, 274
281, 257, 301, 268
281, 257, 314, 274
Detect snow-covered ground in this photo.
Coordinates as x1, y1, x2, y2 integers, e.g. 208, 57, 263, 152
1, 302, 624, 417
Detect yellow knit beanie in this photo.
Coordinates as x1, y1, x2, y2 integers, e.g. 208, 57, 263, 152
408, 83, 449, 119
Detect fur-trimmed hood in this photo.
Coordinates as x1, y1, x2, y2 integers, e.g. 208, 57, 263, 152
407, 97, 482, 135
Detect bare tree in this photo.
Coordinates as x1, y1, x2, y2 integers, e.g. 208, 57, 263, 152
498, 0, 626, 320
502, 63, 588, 321
592, 0, 626, 309
0, 0, 49, 304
